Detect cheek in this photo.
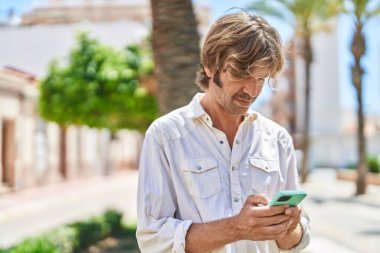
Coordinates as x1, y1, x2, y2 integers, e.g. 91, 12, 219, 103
256, 84, 265, 95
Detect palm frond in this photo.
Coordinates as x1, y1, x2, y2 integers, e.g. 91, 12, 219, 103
247, 0, 287, 20
366, 2, 380, 18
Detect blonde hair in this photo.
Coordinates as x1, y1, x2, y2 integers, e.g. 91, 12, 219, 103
196, 11, 285, 90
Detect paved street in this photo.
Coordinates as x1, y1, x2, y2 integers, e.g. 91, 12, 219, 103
0, 170, 138, 248
0, 168, 379, 252
301, 169, 380, 253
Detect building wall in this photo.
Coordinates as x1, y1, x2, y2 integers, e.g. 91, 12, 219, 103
0, 68, 142, 192
292, 18, 380, 168
311, 132, 380, 168
309, 19, 341, 135
295, 19, 341, 135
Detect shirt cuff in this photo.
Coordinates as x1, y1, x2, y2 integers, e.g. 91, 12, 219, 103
172, 220, 193, 253
282, 216, 310, 253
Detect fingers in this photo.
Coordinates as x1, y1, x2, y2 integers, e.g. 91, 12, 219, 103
283, 206, 302, 235
250, 219, 292, 241
254, 214, 290, 227
284, 206, 302, 225
260, 219, 292, 236
244, 194, 290, 218
252, 204, 289, 217
285, 206, 301, 217
239, 194, 303, 241
245, 194, 269, 206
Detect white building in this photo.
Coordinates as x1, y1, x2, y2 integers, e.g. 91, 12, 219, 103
0, 0, 208, 191
295, 18, 380, 168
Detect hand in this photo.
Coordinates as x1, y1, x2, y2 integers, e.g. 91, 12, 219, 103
232, 194, 292, 241
275, 206, 303, 250
283, 206, 302, 235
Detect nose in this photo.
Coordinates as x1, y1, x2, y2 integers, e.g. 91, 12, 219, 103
243, 79, 262, 98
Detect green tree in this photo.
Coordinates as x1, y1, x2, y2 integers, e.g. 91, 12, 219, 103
344, 0, 380, 195
248, 0, 342, 182
39, 32, 158, 177
150, 0, 201, 114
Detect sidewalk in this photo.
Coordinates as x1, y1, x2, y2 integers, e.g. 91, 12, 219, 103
301, 168, 380, 253
0, 170, 138, 248
0, 168, 379, 252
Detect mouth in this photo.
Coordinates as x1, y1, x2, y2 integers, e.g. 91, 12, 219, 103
235, 98, 252, 107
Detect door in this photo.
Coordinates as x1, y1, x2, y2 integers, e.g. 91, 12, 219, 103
1, 119, 15, 187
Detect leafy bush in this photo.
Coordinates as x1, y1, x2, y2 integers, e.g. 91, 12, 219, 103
344, 155, 380, 174
367, 155, 380, 174
6, 227, 77, 253
69, 217, 110, 250
8, 237, 57, 253
2, 209, 124, 253
103, 209, 123, 235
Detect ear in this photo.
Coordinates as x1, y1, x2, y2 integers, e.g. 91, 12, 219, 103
204, 66, 212, 78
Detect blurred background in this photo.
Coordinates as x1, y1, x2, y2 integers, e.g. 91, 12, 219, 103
0, 0, 379, 252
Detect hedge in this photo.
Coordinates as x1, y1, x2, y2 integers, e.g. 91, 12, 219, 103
1, 209, 124, 253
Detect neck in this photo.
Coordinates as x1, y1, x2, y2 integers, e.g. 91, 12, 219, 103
200, 94, 244, 147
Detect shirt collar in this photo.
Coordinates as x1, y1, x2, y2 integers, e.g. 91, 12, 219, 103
184, 93, 207, 119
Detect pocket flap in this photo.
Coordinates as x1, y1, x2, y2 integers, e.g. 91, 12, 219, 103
249, 157, 280, 173
180, 157, 217, 173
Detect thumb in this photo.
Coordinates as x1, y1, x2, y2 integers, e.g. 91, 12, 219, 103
245, 193, 269, 206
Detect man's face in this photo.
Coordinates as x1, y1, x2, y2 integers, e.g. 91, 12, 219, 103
208, 68, 269, 116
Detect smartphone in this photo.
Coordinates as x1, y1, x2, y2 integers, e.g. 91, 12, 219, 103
269, 190, 307, 207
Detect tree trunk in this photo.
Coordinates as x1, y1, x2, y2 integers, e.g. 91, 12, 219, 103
356, 79, 366, 195
301, 33, 313, 183
287, 40, 297, 137
150, 0, 201, 115
76, 126, 83, 173
59, 125, 67, 179
103, 130, 112, 176
351, 21, 367, 195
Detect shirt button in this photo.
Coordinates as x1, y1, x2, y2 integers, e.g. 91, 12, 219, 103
232, 166, 236, 171
196, 166, 202, 170
234, 197, 239, 202
220, 141, 224, 144
235, 140, 240, 144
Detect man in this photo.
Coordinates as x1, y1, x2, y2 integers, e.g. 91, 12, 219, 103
137, 11, 310, 253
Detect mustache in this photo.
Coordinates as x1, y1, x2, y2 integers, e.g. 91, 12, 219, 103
234, 93, 254, 101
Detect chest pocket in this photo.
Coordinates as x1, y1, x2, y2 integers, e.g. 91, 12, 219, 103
249, 157, 280, 196
180, 157, 221, 199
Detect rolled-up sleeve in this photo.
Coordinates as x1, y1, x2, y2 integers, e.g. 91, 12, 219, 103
136, 126, 192, 253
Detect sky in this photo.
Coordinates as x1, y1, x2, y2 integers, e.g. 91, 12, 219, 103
0, 0, 380, 115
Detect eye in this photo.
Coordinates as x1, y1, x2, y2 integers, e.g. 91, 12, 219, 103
257, 76, 269, 85
257, 77, 266, 85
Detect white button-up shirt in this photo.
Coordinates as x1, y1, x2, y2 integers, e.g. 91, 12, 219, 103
137, 93, 310, 253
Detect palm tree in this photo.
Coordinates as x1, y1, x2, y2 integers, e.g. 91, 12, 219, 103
150, 0, 201, 115
248, 0, 342, 182
346, 0, 380, 195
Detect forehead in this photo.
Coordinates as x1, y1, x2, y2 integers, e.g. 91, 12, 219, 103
250, 67, 271, 78
224, 65, 271, 80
